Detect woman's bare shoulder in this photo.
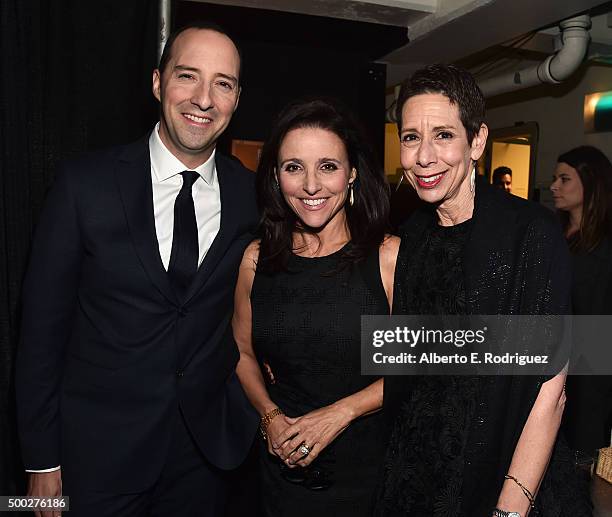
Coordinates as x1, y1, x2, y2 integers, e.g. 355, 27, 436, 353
380, 234, 401, 262
241, 239, 261, 272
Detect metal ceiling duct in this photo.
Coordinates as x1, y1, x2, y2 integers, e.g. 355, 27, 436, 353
477, 14, 592, 98
386, 14, 592, 121
158, 0, 172, 62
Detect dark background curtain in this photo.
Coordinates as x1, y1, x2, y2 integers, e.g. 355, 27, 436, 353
0, 0, 158, 501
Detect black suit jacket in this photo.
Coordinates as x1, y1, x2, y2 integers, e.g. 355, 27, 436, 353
16, 135, 259, 491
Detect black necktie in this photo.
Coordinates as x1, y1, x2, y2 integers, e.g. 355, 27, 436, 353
168, 170, 199, 294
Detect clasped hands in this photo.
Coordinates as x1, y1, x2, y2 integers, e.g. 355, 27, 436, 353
264, 403, 354, 468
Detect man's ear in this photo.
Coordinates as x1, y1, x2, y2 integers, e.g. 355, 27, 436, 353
233, 86, 242, 113
152, 69, 161, 102
470, 123, 488, 161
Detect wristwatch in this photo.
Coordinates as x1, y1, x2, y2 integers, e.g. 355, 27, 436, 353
492, 510, 521, 517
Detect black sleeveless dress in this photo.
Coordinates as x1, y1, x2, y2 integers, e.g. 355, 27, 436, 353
251, 245, 389, 516
375, 219, 478, 516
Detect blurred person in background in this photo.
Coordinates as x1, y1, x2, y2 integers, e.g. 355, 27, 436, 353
493, 165, 512, 193
551, 145, 612, 465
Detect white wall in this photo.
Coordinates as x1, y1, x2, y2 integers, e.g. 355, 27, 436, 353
485, 63, 612, 197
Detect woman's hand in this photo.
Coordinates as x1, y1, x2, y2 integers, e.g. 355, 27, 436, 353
272, 403, 354, 467
264, 414, 293, 457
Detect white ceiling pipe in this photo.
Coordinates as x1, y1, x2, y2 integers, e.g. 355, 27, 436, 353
386, 14, 590, 121
158, 0, 172, 62
478, 14, 591, 98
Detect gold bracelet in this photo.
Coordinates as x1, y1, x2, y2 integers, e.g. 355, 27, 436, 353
260, 407, 283, 440
505, 474, 535, 508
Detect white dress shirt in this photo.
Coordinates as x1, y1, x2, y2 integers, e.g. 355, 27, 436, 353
149, 122, 221, 269
26, 124, 221, 474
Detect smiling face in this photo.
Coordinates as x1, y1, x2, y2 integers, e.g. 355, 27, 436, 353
550, 162, 584, 213
277, 127, 355, 237
399, 93, 487, 221
152, 28, 241, 169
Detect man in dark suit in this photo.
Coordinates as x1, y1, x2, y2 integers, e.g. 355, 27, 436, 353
16, 21, 258, 517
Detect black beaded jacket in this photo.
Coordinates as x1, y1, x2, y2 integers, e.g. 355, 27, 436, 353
379, 180, 591, 516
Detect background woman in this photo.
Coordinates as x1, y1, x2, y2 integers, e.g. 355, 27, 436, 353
375, 64, 590, 516
551, 145, 612, 463
233, 99, 399, 515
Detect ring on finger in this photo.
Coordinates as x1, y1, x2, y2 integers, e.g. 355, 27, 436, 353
298, 443, 311, 457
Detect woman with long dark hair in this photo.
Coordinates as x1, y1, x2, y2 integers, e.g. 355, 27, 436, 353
233, 98, 398, 515
551, 145, 612, 463
551, 146, 612, 251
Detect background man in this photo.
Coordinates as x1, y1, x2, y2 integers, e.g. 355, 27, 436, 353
492, 165, 513, 193
16, 22, 258, 517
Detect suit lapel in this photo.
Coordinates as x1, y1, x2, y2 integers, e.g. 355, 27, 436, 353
115, 137, 178, 305
183, 155, 240, 304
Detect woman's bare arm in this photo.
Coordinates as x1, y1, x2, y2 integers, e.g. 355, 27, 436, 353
233, 241, 290, 454
494, 370, 567, 516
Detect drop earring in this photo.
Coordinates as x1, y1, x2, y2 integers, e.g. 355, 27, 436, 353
349, 182, 355, 206
395, 174, 404, 193
470, 165, 476, 193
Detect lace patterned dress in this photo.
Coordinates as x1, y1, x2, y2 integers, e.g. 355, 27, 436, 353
375, 218, 479, 517
251, 245, 389, 516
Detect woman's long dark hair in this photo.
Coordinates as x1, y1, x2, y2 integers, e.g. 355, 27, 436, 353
256, 98, 390, 272
557, 145, 612, 252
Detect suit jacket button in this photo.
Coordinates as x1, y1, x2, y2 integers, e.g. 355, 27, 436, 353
176, 370, 184, 377
177, 307, 188, 317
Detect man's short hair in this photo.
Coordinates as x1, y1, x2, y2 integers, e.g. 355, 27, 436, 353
158, 21, 243, 82
395, 64, 485, 145
492, 166, 512, 183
